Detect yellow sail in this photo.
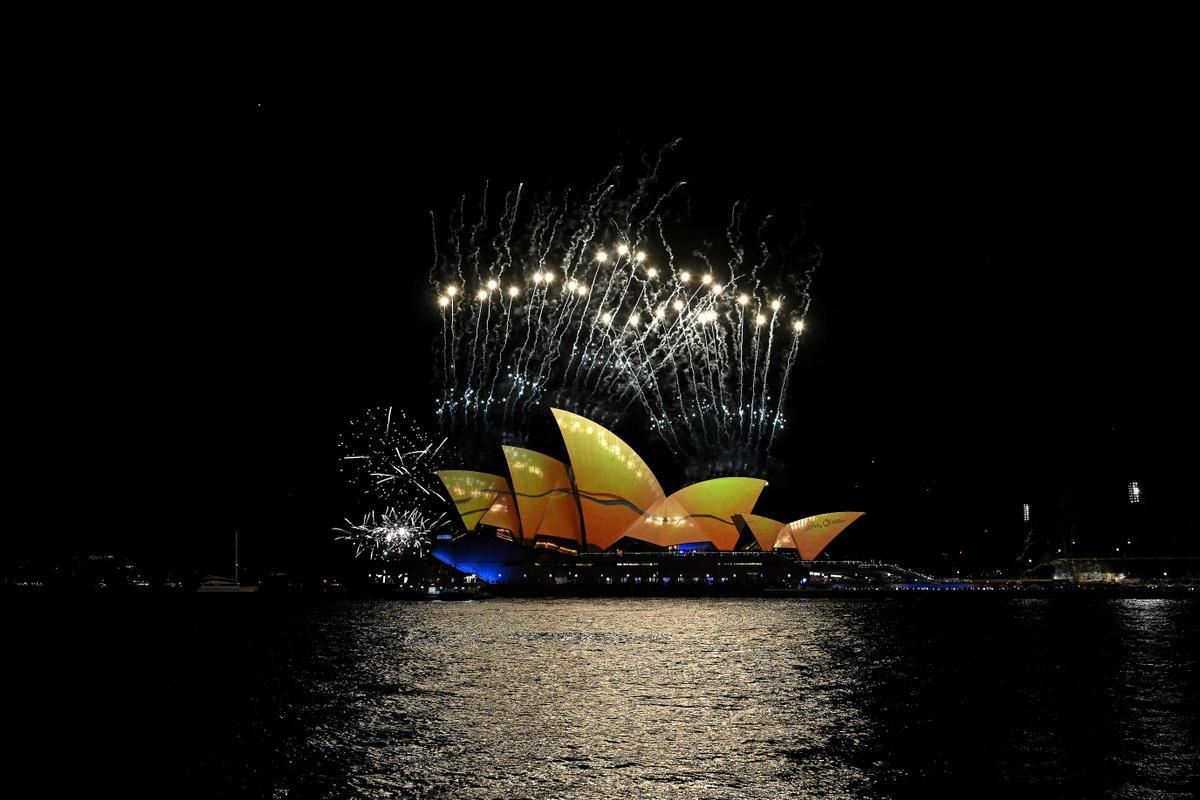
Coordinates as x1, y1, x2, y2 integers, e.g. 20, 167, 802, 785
435, 470, 517, 533
502, 446, 581, 546
550, 408, 665, 550
778, 512, 865, 559
739, 513, 786, 552
623, 478, 766, 550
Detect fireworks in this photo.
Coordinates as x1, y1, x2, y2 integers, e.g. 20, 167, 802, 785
429, 144, 821, 478
337, 406, 455, 559
334, 507, 447, 560
338, 406, 450, 504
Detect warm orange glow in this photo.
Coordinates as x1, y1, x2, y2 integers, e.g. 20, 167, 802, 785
502, 446, 581, 546
435, 471, 511, 532
778, 512, 865, 559
775, 526, 797, 550
738, 513, 786, 552
622, 478, 766, 550
479, 487, 521, 534
440, 409, 862, 559
550, 408, 665, 550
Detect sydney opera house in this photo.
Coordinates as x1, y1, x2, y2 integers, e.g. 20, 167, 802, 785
431, 408, 863, 588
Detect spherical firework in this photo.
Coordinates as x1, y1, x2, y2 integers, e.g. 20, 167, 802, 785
334, 507, 448, 561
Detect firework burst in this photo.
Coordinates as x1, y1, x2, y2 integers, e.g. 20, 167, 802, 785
338, 405, 450, 506
337, 406, 455, 559
430, 144, 820, 478
334, 507, 448, 560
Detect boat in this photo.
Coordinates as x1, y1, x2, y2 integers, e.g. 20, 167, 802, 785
197, 530, 259, 593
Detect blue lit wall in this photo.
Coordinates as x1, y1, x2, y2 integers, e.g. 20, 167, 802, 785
674, 542, 717, 553
431, 535, 527, 584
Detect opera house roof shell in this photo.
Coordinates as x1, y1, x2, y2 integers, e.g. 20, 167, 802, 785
436, 408, 862, 558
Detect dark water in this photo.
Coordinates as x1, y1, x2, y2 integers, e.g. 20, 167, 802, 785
11, 596, 1199, 798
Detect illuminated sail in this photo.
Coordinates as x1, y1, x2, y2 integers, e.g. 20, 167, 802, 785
739, 513, 786, 552
550, 408, 665, 550
439, 411, 862, 559
502, 446, 581, 545
774, 525, 797, 550
478, 488, 521, 534
435, 470, 515, 533
778, 511, 865, 559
623, 478, 766, 550
618, 494, 690, 548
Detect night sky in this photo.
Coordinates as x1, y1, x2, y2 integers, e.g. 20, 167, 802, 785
19, 86, 1185, 577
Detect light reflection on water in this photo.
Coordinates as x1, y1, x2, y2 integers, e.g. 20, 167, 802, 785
190, 597, 1198, 799
18, 596, 1199, 798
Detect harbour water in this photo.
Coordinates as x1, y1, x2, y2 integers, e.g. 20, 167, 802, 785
12, 596, 1199, 797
